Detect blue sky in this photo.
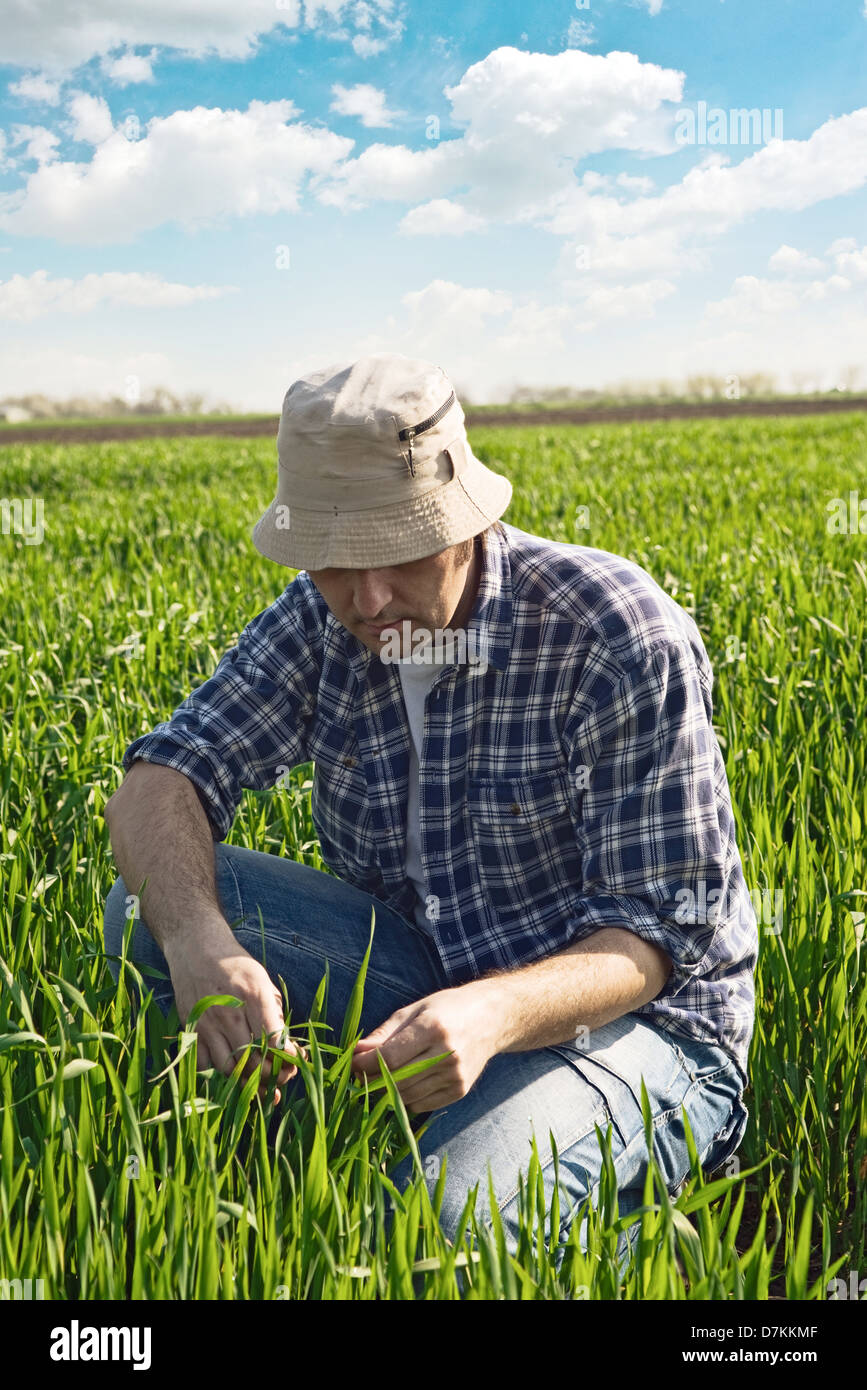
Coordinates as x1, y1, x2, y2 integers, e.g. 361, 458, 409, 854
1, 0, 866, 408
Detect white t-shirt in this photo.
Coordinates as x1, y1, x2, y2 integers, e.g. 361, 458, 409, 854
395, 654, 449, 934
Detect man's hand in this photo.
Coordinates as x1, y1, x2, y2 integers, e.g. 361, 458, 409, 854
351, 981, 501, 1114
164, 921, 305, 1104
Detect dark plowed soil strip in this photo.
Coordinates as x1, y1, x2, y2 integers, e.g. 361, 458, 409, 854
1, 395, 865, 446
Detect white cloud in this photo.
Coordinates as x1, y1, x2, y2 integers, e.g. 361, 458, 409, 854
352, 35, 388, 57
625, 109, 867, 228
399, 198, 486, 235
330, 82, 402, 128
346, 273, 682, 401
319, 46, 684, 221
493, 301, 572, 353
9, 72, 62, 105
637, 0, 664, 14
316, 51, 867, 289
827, 235, 857, 254
705, 272, 852, 322
0, 269, 235, 321
566, 19, 595, 48
768, 244, 825, 273
575, 276, 676, 323
832, 241, 867, 279
2, 0, 299, 69
101, 48, 156, 85
0, 100, 354, 243
316, 139, 461, 211
1, 0, 403, 71
541, 107, 867, 281
802, 274, 851, 300
67, 92, 115, 145
562, 229, 708, 278
10, 125, 60, 165
400, 279, 512, 331
616, 172, 655, 194
0, 343, 177, 400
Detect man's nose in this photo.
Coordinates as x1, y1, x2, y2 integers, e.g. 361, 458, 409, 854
353, 570, 394, 619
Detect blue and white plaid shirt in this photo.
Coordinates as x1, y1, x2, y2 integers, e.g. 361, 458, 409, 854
122, 520, 757, 1085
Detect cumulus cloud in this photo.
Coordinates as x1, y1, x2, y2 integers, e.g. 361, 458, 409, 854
768, 244, 826, 273
352, 35, 388, 57
705, 272, 853, 322
632, 109, 867, 229
319, 46, 684, 222
101, 48, 157, 85
0, 100, 354, 243
345, 271, 680, 401
401, 279, 512, 332
0, 269, 235, 321
9, 125, 60, 165
543, 107, 867, 282
1, 0, 402, 71
399, 199, 486, 235
831, 240, 867, 279
9, 72, 62, 105
576, 277, 676, 321
317, 50, 867, 292
493, 301, 572, 354
67, 93, 115, 145
330, 82, 402, 128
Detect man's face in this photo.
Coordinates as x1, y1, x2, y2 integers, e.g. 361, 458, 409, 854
307, 536, 479, 656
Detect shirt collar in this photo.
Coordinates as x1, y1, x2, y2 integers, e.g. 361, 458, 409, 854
328, 521, 514, 681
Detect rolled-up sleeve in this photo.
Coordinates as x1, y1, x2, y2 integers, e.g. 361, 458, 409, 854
121, 577, 323, 840
565, 638, 733, 978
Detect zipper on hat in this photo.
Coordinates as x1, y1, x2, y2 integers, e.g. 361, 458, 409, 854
398, 390, 456, 475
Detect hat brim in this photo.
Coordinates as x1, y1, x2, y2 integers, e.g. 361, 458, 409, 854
251, 451, 512, 570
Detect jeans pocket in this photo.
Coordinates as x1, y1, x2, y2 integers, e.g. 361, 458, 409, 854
699, 1082, 749, 1175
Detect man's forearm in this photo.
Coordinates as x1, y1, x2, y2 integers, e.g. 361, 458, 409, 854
474, 927, 673, 1054
104, 761, 230, 955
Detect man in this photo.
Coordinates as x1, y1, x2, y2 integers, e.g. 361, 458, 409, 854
103, 352, 756, 1262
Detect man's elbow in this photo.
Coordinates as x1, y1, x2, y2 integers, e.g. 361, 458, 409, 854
645, 942, 673, 998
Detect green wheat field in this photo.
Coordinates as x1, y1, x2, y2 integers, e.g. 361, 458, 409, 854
1, 412, 865, 1300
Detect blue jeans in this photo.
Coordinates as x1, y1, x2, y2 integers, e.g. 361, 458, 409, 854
102, 842, 749, 1267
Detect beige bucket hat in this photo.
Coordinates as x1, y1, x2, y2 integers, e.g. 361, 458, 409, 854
252, 352, 512, 570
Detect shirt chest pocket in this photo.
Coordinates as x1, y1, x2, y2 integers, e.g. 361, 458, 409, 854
465, 767, 582, 922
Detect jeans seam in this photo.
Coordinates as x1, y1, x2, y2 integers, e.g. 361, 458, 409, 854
493, 1100, 613, 1220
222, 849, 248, 937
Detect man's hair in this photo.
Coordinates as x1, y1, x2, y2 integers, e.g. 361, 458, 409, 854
453, 521, 500, 566
452, 536, 475, 566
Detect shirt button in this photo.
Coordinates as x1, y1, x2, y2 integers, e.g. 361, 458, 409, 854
510, 802, 521, 815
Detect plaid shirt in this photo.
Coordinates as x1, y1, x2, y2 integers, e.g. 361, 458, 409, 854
122, 520, 757, 1085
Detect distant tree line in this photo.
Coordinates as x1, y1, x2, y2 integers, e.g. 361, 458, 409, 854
499, 366, 863, 407
0, 386, 236, 422
2, 367, 863, 421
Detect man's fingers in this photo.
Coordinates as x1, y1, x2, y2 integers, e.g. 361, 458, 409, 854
203, 1029, 237, 1081
198, 1011, 273, 1085
241, 994, 298, 1080
266, 1026, 306, 1081
397, 1055, 456, 1107
353, 1017, 433, 1075
406, 1088, 454, 1116
354, 1002, 420, 1057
